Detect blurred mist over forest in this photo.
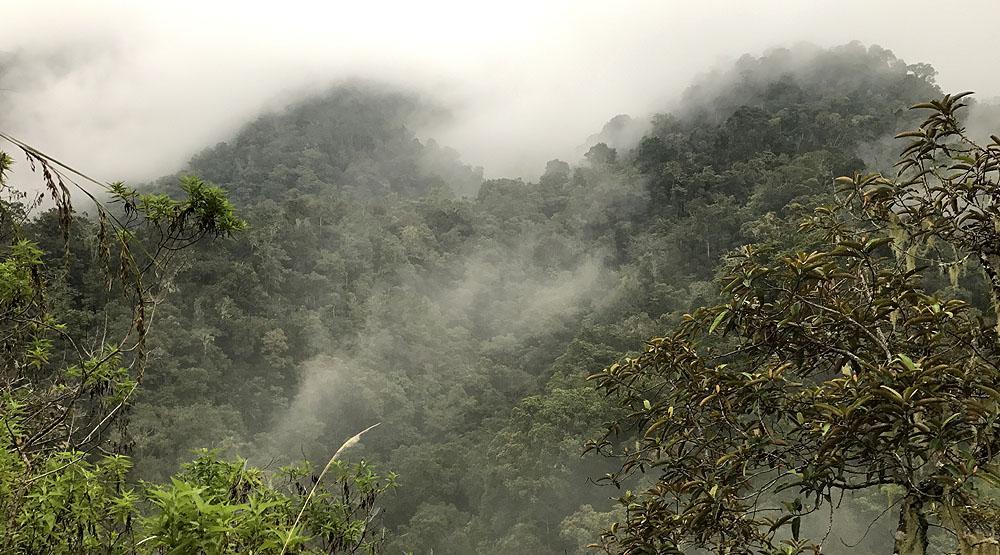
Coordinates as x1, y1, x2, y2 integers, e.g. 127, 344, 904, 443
4, 3, 1000, 553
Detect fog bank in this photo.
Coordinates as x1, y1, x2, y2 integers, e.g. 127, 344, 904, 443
2, 0, 999, 182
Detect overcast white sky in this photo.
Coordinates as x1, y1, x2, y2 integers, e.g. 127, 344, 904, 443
2, 0, 999, 182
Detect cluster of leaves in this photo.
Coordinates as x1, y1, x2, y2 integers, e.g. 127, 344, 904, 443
863, 92, 1000, 322
142, 452, 394, 554
1, 448, 394, 554
124, 176, 247, 240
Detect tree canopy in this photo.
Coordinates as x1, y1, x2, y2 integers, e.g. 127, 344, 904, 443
590, 94, 1000, 555
6, 41, 995, 554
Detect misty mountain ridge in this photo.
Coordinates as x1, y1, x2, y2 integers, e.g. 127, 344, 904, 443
5, 39, 981, 554
150, 42, 941, 212
172, 84, 484, 202
101, 42, 953, 554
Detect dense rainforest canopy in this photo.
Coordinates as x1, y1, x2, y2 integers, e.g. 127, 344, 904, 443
3, 41, 999, 553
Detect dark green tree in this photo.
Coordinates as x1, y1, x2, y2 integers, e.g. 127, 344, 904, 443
589, 95, 1000, 555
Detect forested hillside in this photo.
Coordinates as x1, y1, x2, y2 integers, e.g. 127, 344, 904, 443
7, 41, 997, 554
119, 42, 946, 552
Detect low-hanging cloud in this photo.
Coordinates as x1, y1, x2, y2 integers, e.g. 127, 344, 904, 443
264, 246, 617, 460
2, 0, 1000, 185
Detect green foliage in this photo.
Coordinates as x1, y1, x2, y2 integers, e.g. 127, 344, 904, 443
0, 136, 392, 553
1, 450, 135, 554
140, 451, 395, 554
7, 42, 973, 554
0, 447, 395, 554
589, 94, 1000, 554
115, 175, 246, 237
109, 43, 955, 553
